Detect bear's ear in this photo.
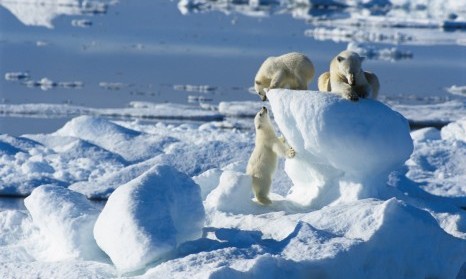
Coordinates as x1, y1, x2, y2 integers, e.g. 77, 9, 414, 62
337, 56, 345, 62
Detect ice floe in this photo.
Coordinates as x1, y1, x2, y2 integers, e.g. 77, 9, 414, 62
447, 85, 466, 97
0, 0, 110, 28
347, 42, 413, 61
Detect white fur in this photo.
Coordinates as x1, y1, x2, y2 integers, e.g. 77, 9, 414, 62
254, 52, 315, 101
246, 107, 295, 205
318, 50, 379, 101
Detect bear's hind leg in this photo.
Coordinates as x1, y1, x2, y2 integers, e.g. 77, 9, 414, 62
252, 176, 272, 205
295, 78, 308, 90
318, 72, 331, 92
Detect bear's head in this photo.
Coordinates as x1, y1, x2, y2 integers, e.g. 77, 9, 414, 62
335, 50, 364, 86
254, 106, 272, 131
254, 81, 267, 101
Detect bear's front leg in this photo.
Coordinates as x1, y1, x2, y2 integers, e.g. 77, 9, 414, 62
355, 84, 371, 99
331, 78, 359, 101
272, 138, 296, 158
269, 70, 285, 90
287, 147, 296, 158
340, 86, 359, 101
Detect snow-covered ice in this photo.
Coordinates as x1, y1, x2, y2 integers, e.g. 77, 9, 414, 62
1, 90, 466, 278
268, 90, 413, 208
94, 165, 205, 273
406, 118, 466, 202
24, 185, 103, 261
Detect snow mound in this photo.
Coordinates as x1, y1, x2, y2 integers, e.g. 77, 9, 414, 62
192, 168, 223, 200
54, 115, 163, 162
93, 165, 205, 273
267, 90, 413, 208
205, 171, 253, 214
23, 185, 102, 261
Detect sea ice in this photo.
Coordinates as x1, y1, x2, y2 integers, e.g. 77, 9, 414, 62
407, 117, 466, 200
93, 165, 205, 273
1, 88, 466, 278
441, 117, 466, 142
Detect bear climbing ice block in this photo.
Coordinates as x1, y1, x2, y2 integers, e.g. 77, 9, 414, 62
267, 89, 413, 208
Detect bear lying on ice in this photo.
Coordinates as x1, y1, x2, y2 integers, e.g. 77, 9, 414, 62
318, 50, 379, 101
246, 106, 296, 205
254, 52, 315, 101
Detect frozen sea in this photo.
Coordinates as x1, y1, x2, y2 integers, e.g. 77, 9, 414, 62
0, 0, 466, 278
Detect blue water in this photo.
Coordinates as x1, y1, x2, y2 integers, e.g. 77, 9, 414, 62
0, 0, 465, 135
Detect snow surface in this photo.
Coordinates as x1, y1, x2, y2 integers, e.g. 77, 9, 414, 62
1, 90, 466, 278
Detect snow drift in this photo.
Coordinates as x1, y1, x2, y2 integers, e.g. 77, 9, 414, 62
267, 89, 413, 208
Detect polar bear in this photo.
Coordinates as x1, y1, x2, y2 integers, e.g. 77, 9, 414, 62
254, 52, 315, 101
246, 106, 296, 205
318, 50, 379, 101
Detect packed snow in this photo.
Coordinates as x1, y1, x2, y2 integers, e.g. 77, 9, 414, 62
1, 90, 466, 278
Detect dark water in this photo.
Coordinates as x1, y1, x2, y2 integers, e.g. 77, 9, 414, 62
0, 0, 465, 135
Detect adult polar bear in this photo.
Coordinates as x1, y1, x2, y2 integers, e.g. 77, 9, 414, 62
254, 52, 315, 101
246, 106, 295, 205
318, 50, 380, 101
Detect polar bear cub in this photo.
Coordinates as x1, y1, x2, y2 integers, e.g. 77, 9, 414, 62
254, 52, 315, 101
318, 50, 379, 101
246, 107, 295, 205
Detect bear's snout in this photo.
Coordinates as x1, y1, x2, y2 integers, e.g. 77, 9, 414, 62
262, 106, 267, 112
